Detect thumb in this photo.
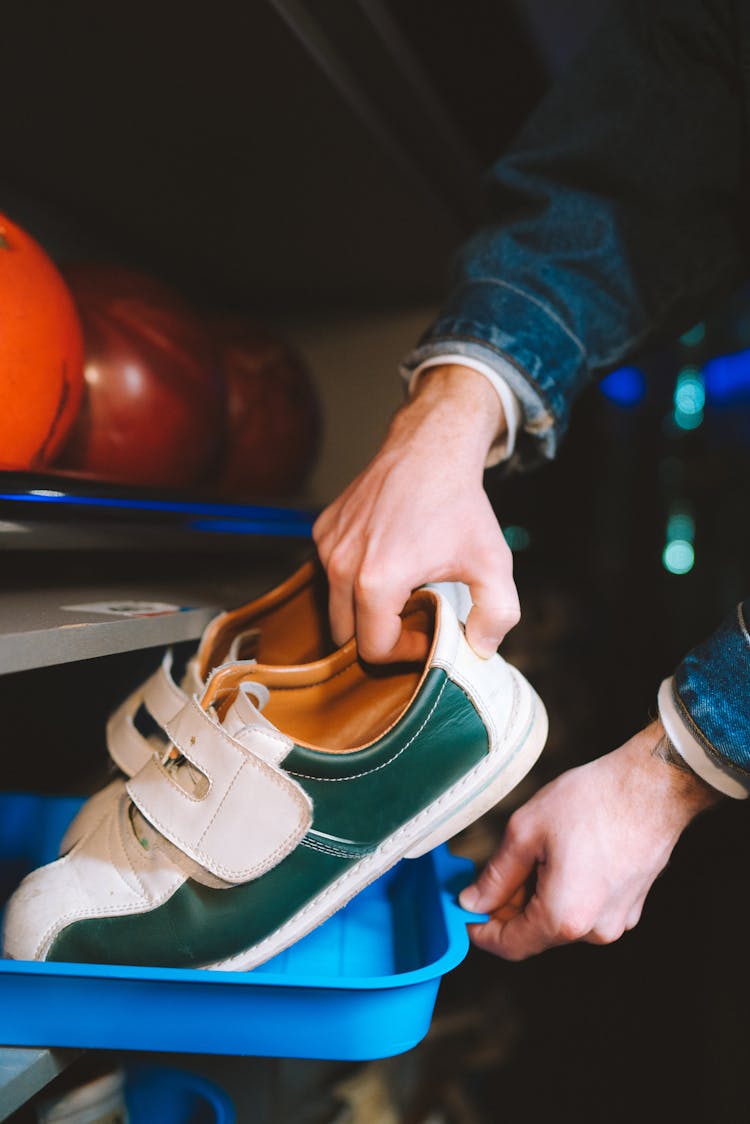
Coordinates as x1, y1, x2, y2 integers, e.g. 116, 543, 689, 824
459, 831, 536, 914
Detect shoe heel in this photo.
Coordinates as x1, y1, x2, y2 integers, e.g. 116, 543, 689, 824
403, 694, 548, 859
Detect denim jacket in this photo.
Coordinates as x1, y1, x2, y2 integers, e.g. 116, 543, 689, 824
402, 0, 750, 796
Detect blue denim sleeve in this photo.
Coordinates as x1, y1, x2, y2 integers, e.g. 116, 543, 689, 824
403, 0, 745, 470
657, 601, 750, 798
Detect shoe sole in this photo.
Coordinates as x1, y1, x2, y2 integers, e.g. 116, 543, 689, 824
208, 671, 548, 972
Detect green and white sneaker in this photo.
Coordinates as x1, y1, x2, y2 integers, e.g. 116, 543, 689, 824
3, 588, 547, 970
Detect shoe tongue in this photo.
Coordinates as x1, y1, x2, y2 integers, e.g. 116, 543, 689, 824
225, 628, 262, 663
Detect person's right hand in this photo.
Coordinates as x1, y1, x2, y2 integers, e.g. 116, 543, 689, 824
312, 364, 520, 662
459, 720, 722, 959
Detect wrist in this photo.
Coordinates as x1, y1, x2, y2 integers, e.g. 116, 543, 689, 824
394, 363, 507, 460
624, 721, 722, 834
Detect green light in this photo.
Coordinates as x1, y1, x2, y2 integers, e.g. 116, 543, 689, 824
674, 368, 705, 414
673, 408, 703, 430
679, 323, 706, 348
504, 525, 531, 551
673, 367, 705, 429
666, 512, 695, 542
662, 540, 695, 575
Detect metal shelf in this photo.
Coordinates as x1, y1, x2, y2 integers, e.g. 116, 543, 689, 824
0, 1047, 81, 1122
0, 555, 308, 676
0, 586, 220, 676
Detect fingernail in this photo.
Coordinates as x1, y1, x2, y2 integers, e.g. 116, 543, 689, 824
459, 885, 480, 911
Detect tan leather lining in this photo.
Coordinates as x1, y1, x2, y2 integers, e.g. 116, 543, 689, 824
198, 558, 333, 677
204, 591, 441, 753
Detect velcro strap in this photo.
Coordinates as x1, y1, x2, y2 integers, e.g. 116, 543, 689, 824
126, 697, 312, 884
106, 651, 186, 776
143, 650, 187, 725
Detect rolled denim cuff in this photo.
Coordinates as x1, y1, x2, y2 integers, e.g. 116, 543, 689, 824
657, 600, 750, 799
401, 278, 586, 472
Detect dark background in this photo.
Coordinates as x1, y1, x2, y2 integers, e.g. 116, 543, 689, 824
2, 2, 749, 1121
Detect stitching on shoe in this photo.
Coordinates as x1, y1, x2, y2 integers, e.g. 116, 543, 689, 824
299, 838, 358, 858
35, 878, 184, 959
117, 799, 150, 900
33, 828, 176, 958
285, 677, 448, 782
196, 758, 245, 846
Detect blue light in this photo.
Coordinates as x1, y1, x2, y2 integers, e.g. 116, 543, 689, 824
662, 540, 695, 575
703, 349, 750, 404
189, 519, 315, 538
599, 366, 646, 407
0, 491, 316, 524
0, 490, 317, 539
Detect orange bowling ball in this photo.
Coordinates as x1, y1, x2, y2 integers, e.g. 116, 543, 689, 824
0, 214, 84, 468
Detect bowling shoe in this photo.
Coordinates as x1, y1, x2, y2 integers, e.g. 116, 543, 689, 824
3, 586, 546, 970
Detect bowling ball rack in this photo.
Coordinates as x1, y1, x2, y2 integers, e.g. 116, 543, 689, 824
0, 470, 317, 553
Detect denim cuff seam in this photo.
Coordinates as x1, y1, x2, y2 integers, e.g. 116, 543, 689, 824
456, 276, 587, 359
672, 681, 750, 781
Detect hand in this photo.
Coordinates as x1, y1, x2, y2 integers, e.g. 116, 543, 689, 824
459, 720, 722, 959
313, 364, 520, 662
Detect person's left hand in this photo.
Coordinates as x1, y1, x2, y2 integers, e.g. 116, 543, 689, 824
458, 720, 722, 959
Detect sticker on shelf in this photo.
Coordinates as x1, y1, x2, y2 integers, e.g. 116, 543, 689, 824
61, 600, 188, 617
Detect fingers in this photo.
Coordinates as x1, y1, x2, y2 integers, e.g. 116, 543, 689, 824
351, 571, 419, 663
464, 579, 521, 658
313, 503, 358, 647
469, 906, 551, 961
325, 552, 356, 647
461, 529, 519, 658
313, 459, 520, 662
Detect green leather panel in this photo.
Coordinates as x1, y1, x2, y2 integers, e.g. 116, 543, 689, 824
48, 845, 350, 967
286, 670, 489, 844
47, 668, 489, 967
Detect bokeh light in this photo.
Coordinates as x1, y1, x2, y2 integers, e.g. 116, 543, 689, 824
662, 540, 695, 575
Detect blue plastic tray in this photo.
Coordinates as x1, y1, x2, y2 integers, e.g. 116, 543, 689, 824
0, 794, 480, 1060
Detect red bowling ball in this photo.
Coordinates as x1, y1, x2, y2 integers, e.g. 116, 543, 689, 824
56, 264, 225, 490
211, 318, 322, 499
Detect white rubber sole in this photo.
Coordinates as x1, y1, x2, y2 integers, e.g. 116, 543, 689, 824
208, 680, 548, 972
